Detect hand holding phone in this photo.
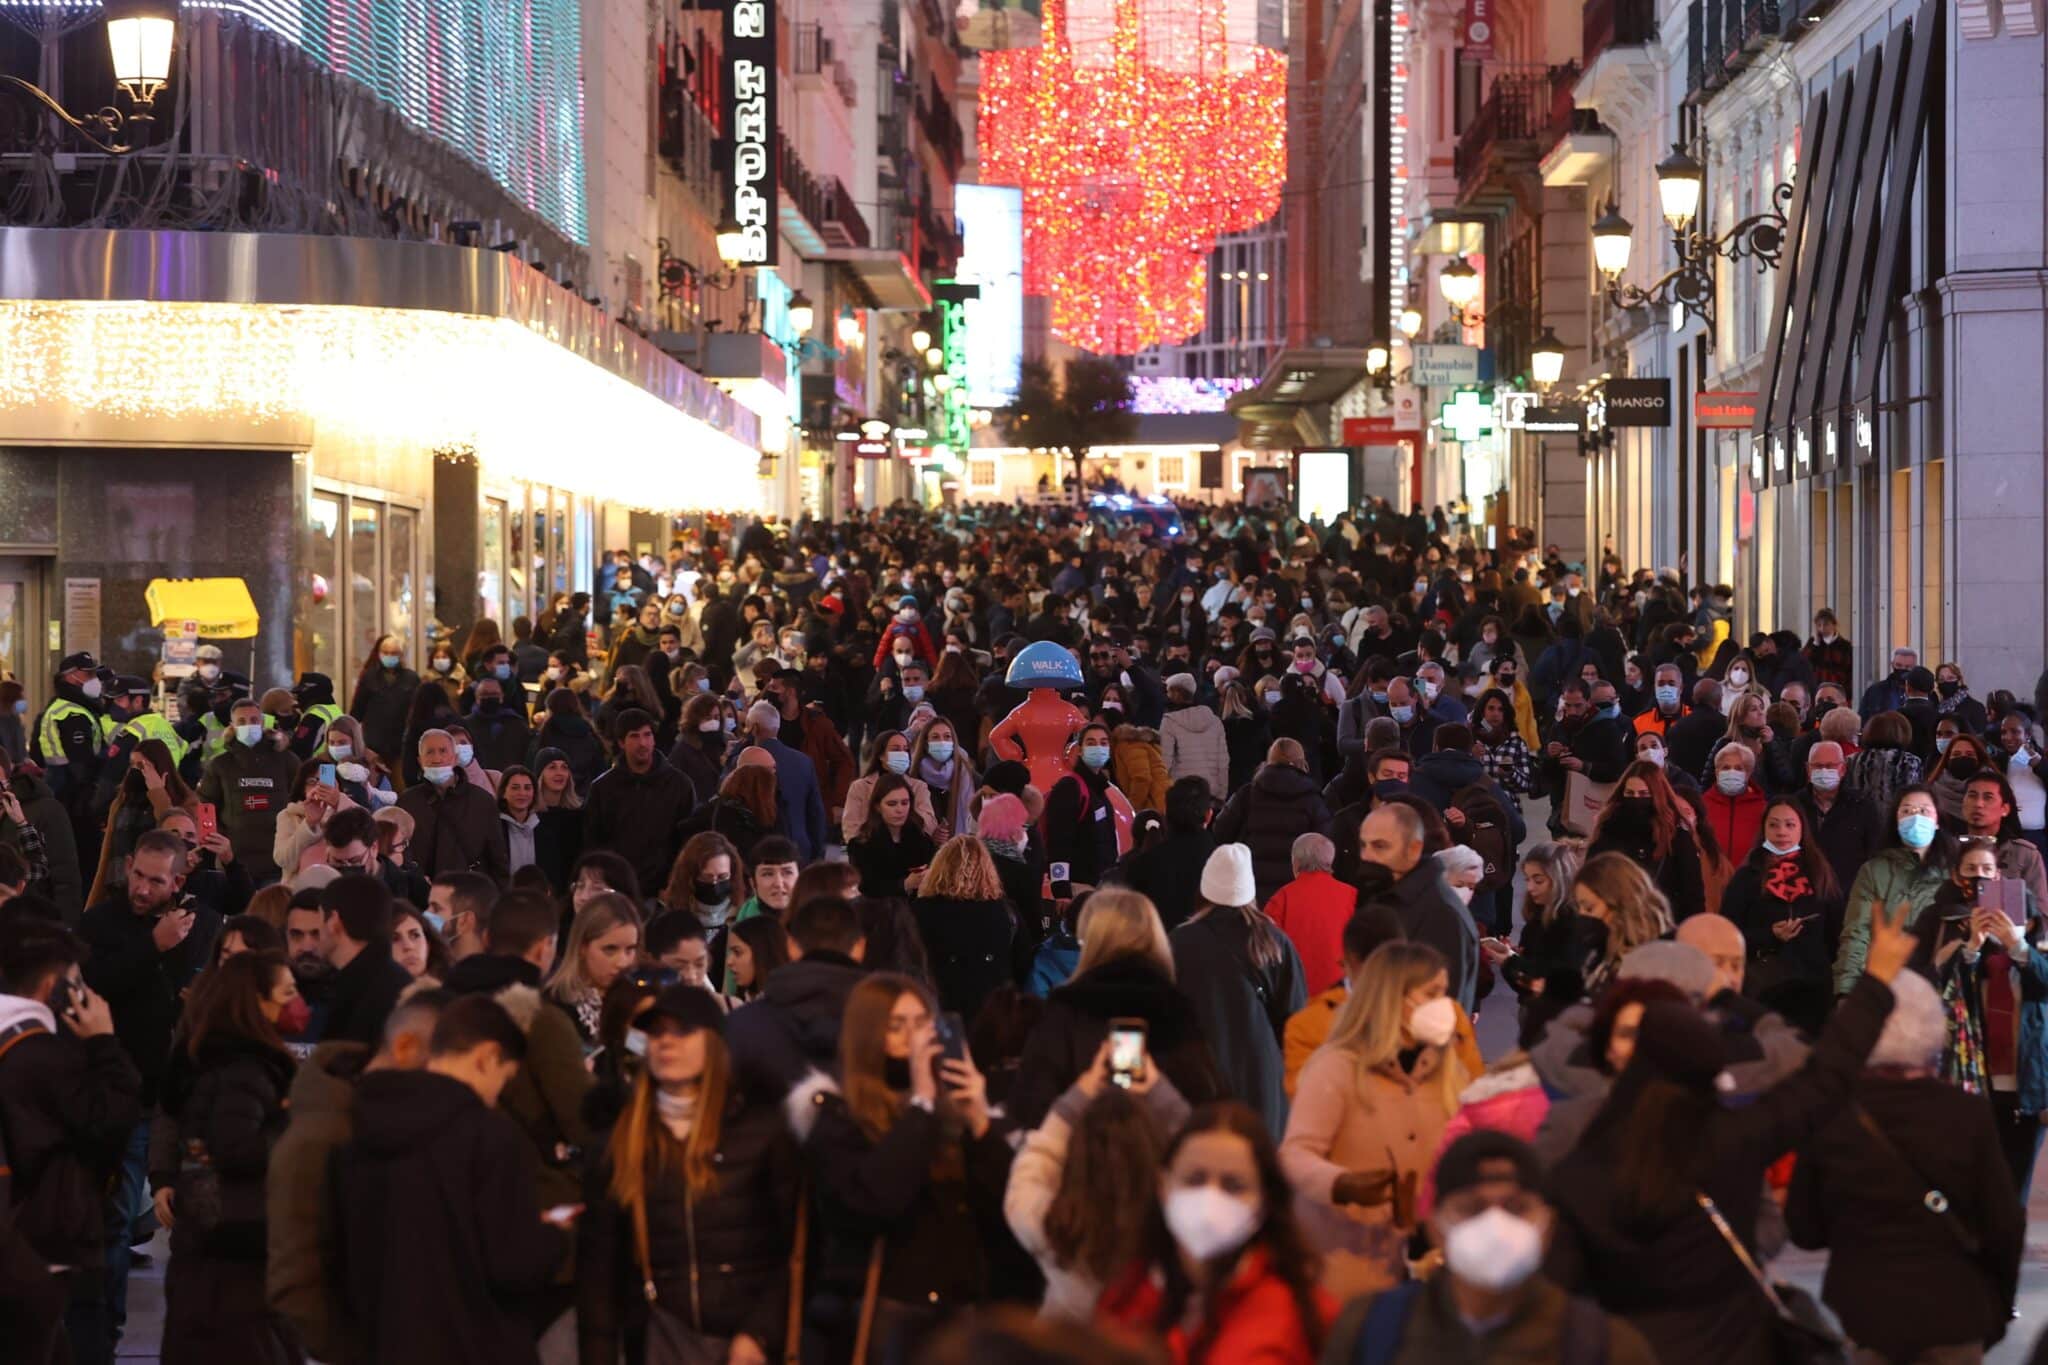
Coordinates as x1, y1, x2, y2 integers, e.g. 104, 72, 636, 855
1108, 1017, 1149, 1090
195, 803, 218, 844
317, 762, 338, 790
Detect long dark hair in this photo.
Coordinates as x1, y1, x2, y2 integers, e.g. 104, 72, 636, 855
860, 772, 917, 842
730, 915, 790, 995
1141, 1102, 1323, 1361
1045, 1089, 1166, 1282
1591, 759, 1685, 860
405, 680, 454, 732
122, 738, 192, 807
184, 951, 290, 1058
1742, 798, 1840, 900
1887, 783, 1959, 872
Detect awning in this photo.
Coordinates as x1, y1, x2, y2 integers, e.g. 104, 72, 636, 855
1227, 348, 1372, 447
816, 246, 931, 311
146, 578, 261, 639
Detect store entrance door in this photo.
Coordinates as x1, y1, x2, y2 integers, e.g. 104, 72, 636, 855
0, 556, 51, 716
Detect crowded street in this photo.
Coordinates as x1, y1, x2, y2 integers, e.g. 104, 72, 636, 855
2, 0, 2044, 1362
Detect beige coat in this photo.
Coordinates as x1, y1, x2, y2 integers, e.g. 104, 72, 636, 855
840, 772, 939, 843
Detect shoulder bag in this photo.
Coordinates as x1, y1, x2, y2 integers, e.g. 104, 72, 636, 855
1696, 1192, 1848, 1365
632, 1185, 727, 1365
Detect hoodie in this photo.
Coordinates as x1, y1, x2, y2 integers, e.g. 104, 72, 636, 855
726, 951, 866, 1105
337, 1070, 566, 1365
441, 956, 591, 1208
268, 1042, 372, 1363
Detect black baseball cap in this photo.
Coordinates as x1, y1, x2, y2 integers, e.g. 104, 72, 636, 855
633, 984, 726, 1037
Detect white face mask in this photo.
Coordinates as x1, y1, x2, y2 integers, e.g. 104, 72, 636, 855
1443, 1206, 1545, 1291
1716, 769, 1749, 796
1162, 1186, 1261, 1263
1409, 996, 1458, 1048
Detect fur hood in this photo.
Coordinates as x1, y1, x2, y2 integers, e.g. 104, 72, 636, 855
785, 1069, 840, 1143
1457, 1061, 1539, 1106
1112, 724, 1161, 745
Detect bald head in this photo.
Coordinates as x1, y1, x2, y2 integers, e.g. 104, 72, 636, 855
1676, 914, 1745, 996
1359, 804, 1424, 878
736, 746, 776, 772
1267, 737, 1307, 771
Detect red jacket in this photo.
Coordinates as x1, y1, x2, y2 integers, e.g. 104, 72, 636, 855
1702, 782, 1767, 865
1264, 870, 1358, 994
1100, 1249, 1332, 1365
873, 619, 939, 672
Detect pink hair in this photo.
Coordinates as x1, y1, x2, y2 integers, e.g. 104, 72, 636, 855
978, 793, 1030, 843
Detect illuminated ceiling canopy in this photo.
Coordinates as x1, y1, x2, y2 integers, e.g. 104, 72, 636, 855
979, 0, 1285, 356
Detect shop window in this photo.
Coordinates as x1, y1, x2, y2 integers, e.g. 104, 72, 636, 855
480, 498, 507, 628
969, 459, 998, 490
387, 506, 416, 654
1157, 454, 1187, 487
305, 494, 342, 680
350, 502, 381, 663
308, 485, 422, 678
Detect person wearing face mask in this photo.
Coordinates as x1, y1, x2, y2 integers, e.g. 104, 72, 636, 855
32, 651, 114, 823
1099, 1101, 1333, 1362
1698, 744, 1766, 864
1833, 785, 1957, 993
1043, 722, 1137, 891
1800, 607, 1854, 691
196, 698, 302, 886
1718, 799, 1842, 1025
841, 730, 941, 844
873, 593, 940, 675
576, 985, 798, 1365
461, 677, 532, 777
1324, 1131, 1657, 1363
1279, 941, 1460, 1298
790, 974, 1010, 1362
393, 728, 511, 884
867, 657, 931, 739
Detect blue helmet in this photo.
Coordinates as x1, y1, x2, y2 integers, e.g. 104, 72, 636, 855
1005, 640, 1084, 690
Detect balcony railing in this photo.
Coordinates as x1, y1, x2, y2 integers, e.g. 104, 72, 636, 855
1583, 0, 1656, 65
1456, 65, 1576, 198
1687, 0, 1784, 96
820, 175, 871, 249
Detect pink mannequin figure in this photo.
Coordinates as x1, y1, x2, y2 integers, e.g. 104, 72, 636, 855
987, 641, 1091, 796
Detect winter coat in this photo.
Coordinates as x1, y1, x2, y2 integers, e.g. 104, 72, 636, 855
787, 1074, 1015, 1331
1381, 859, 1481, 1013
847, 823, 939, 900
395, 770, 510, 883
532, 805, 583, 892
1543, 976, 1896, 1365
911, 894, 1016, 1018
1008, 953, 1224, 1130
1281, 1042, 1459, 1299
1318, 1273, 1658, 1365
0, 993, 142, 1271
666, 730, 728, 808
441, 958, 595, 1210
726, 952, 866, 1105
1099, 1247, 1331, 1365
321, 942, 414, 1047
1224, 713, 1274, 791
1800, 789, 1887, 901
1786, 1073, 2021, 1359
1418, 1062, 1549, 1218
1214, 763, 1335, 906
154, 1034, 295, 1263
1265, 869, 1359, 994
80, 891, 222, 1106
1720, 857, 1841, 1005
1171, 908, 1307, 1137
1027, 930, 1081, 997
1109, 828, 1214, 931
583, 753, 697, 896
1160, 702, 1230, 800
1110, 726, 1171, 813
465, 703, 532, 775
11, 771, 80, 918
1699, 782, 1767, 864
1833, 847, 1950, 992
348, 665, 420, 764
336, 1069, 568, 1365
197, 737, 303, 881
786, 706, 857, 818
267, 1042, 371, 1364
531, 712, 608, 795
841, 773, 940, 843
1003, 1075, 1192, 1323
578, 1100, 800, 1363
1586, 820, 1708, 925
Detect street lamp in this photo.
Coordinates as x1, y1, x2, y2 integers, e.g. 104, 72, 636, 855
1655, 145, 1706, 232
836, 311, 862, 345
1591, 204, 1634, 281
924, 345, 944, 369
1365, 340, 1391, 376
787, 290, 815, 336
1530, 327, 1566, 390
1398, 306, 1423, 340
1439, 257, 1486, 326
910, 326, 933, 353
714, 215, 749, 267
1, 0, 178, 153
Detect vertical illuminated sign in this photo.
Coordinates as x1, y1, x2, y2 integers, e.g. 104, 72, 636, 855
953, 184, 1024, 407
1387, 0, 1409, 340
723, 0, 778, 266
940, 296, 972, 455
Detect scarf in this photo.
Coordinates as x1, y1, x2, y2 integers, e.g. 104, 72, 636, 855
655, 1086, 697, 1139
1761, 855, 1813, 905
1938, 684, 1973, 717
919, 755, 974, 834
695, 899, 732, 930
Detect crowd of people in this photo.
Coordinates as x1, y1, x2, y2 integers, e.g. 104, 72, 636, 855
0, 495, 2042, 1365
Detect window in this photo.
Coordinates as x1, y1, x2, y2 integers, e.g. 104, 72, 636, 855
304, 494, 342, 680
307, 485, 422, 679
1157, 454, 1187, 487
387, 506, 416, 651
480, 498, 507, 627
969, 459, 998, 490
350, 501, 381, 663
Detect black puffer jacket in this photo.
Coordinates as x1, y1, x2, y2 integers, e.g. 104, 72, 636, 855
153, 1034, 296, 1261
584, 754, 696, 897
910, 895, 1016, 1018
578, 1099, 800, 1365
1006, 953, 1223, 1130
348, 665, 420, 766
1212, 762, 1335, 905
725, 952, 867, 1105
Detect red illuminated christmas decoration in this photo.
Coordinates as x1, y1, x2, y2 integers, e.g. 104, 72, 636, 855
979, 0, 1286, 355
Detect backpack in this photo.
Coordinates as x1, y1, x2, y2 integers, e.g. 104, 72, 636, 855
1450, 783, 1515, 892
1352, 1278, 1609, 1365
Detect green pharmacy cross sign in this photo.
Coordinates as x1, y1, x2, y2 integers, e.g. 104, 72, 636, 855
1439, 388, 1493, 443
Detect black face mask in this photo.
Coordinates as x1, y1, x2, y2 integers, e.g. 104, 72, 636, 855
1939, 680, 1961, 698
693, 877, 733, 905
1948, 756, 1980, 781
883, 1056, 914, 1090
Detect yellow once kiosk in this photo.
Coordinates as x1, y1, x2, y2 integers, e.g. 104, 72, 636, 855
145, 579, 263, 724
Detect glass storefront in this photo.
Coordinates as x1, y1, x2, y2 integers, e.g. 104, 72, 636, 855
301, 483, 426, 679
479, 481, 594, 633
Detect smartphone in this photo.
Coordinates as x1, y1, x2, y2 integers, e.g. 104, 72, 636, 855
541, 1203, 582, 1228
195, 803, 217, 843
317, 762, 338, 789
1987, 879, 2030, 927
934, 1010, 969, 1066
1108, 1017, 1148, 1089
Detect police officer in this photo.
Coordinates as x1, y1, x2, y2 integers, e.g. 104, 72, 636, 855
30, 652, 110, 805
194, 674, 257, 767
286, 673, 342, 759
93, 675, 186, 817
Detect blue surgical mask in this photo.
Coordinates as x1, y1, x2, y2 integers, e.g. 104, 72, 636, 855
423, 764, 455, 787
1597, 703, 1622, 721
380, 653, 401, 669
234, 723, 264, 747
1390, 705, 1416, 725
455, 743, 475, 767
696, 677, 712, 693
927, 741, 954, 765
1081, 744, 1112, 770
1715, 769, 1749, 795
1898, 813, 1938, 849
10, 699, 24, 716
421, 910, 446, 935
903, 685, 926, 703
493, 663, 512, 680
1761, 840, 1800, 857
1655, 684, 1680, 708
884, 750, 910, 774
327, 743, 353, 761
1935, 736, 1953, 755
1370, 690, 1389, 705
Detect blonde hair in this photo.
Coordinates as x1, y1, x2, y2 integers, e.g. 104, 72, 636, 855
545, 892, 642, 1005
1074, 889, 1174, 981
1318, 941, 1463, 1112
920, 835, 1003, 901
1574, 852, 1674, 963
